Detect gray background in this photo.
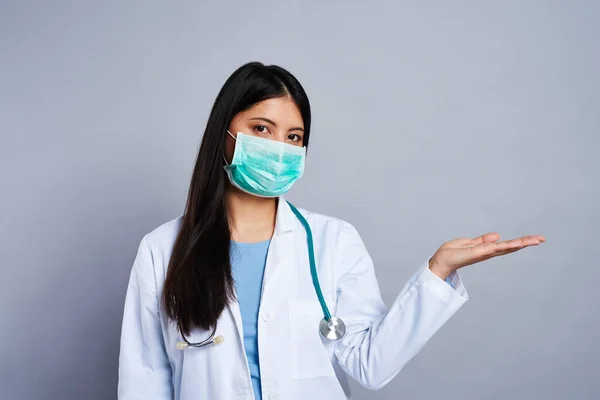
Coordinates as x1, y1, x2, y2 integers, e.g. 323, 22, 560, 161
1, 1, 598, 399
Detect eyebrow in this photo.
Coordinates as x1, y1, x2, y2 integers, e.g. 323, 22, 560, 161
248, 117, 304, 133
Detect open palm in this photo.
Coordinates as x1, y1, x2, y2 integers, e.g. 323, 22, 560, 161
430, 232, 546, 276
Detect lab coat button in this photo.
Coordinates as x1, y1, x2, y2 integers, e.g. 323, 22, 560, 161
262, 310, 275, 322
269, 393, 279, 400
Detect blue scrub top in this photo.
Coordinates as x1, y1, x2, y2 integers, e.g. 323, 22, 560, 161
230, 239, 271, 400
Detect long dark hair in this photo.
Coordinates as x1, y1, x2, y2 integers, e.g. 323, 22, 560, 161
162, 62, 312, 335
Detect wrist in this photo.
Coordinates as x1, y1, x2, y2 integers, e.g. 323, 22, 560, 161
428, 258, 453, 280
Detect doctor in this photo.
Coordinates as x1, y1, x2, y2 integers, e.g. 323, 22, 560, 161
118, 62, 545, 400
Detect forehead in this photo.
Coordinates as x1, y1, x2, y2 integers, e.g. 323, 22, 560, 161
240, 97, 303, 126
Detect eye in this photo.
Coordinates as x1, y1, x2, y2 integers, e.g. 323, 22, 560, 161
253, 125, 271, 135
288, 133, 302, 143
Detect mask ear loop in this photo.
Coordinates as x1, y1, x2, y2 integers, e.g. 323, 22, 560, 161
223, 130, 237, 165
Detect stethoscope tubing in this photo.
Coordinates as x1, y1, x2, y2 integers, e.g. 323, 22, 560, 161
178, 200, 345, 349
287, 201, 332, 321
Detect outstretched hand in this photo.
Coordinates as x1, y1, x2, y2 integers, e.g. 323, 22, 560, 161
428, 232, 546, 279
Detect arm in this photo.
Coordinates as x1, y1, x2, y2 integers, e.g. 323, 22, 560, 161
118, 236, 173, 399
333, 223, 468, 390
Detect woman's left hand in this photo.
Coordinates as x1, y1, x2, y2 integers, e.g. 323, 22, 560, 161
428, 232, 546, 279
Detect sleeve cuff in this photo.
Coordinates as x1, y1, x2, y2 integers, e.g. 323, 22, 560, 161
417, 256, 469, 304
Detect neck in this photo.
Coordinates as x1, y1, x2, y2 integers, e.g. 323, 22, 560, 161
226, 188, 277, 243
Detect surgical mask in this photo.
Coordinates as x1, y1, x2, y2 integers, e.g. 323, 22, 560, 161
223, 131, 306, 198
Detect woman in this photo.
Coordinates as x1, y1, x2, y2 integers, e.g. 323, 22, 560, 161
117, 62, 544, 400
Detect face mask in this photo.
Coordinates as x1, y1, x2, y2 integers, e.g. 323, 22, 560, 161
223, 131, 306, 198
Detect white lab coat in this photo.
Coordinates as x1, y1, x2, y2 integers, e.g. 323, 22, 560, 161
118, 198, 469, 400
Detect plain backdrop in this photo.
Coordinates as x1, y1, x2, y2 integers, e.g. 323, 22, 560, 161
1, 1, 599, 399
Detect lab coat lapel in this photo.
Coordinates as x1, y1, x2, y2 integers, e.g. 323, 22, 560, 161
262, 197, 297, 288
228, 197, 297, 344
227, 295, 245, 347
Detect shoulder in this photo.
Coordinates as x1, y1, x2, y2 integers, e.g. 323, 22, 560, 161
143, 215, 183, 249
292, 206, 371, 277
294, 206, 363, 245
134, 215, 183, 273
129, 215, 183, 286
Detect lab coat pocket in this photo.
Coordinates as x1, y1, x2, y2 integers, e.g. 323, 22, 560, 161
288, 299, 336, 380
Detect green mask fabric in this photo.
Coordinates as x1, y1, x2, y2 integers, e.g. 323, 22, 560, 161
223, 131, 306, 198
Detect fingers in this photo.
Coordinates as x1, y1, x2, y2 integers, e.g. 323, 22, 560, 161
445, 233, 545, 253
493, 248, 524, 257
480, 232, 502, 243
485, 235, 544, 249
506, 236, 544, 247
490, 244, 539, 258
452, 232, 500, 247
522, 235, 546, 243
471, 237, 544, 259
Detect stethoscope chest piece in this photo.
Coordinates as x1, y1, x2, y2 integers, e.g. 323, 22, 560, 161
319, 316, 346, 340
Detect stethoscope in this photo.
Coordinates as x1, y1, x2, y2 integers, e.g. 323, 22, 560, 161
176, 201, 346, 350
